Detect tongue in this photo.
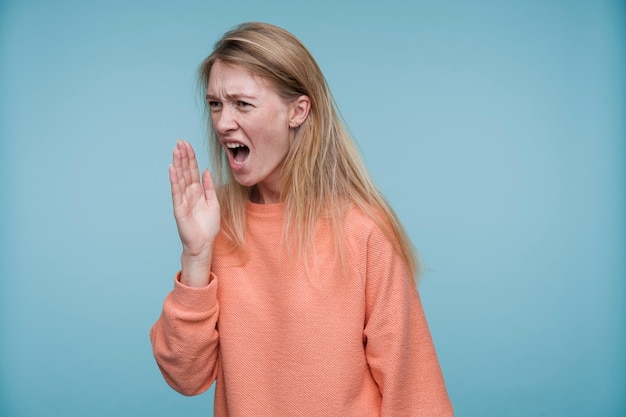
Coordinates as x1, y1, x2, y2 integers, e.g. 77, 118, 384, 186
234, 146, 249, 163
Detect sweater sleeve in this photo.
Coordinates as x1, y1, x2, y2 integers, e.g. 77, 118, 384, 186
150, 272, 220, 396
363, 226, 454, 416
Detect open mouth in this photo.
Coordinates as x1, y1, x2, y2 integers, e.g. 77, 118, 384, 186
226, 142, 250, 165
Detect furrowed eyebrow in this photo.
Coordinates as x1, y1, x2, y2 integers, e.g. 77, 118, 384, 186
205, 92, 257, 102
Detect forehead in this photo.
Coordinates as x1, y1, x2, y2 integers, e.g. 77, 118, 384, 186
206, 61, 271, 96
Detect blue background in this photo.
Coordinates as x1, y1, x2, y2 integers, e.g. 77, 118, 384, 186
1, 0, 624, 416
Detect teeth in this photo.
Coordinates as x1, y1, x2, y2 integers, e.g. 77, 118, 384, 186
226, 142, 246, 149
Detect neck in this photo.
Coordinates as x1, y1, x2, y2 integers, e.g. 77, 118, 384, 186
251, 185, 281, 204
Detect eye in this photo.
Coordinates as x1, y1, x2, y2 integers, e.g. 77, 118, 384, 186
236, 101, 252, 109
207, 101, 221, 111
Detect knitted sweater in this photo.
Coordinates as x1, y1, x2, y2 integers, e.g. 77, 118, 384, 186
150, 202, 453, 416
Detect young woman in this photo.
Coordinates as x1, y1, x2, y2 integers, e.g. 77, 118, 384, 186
151, 22, 453, 416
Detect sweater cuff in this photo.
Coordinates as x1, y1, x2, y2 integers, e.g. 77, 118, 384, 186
171, 271, 218, 312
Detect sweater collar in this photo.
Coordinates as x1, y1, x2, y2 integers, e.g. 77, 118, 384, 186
246, 200, 283, 219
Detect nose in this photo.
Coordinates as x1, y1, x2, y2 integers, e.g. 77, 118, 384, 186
212, 105, 238, 135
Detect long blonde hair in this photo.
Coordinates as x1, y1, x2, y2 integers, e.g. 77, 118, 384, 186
199, 22, 420, 281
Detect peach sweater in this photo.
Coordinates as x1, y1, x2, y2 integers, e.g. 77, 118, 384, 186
151, 203, 453, 416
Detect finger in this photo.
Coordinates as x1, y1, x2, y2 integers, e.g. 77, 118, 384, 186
179, 140, 193, 187
186, 141, 202, 186
171, 144, 189, 213
169, 164, 183, 210
172, 144, 187, 194
202, 168, 217, 201
172, 141, 181, 171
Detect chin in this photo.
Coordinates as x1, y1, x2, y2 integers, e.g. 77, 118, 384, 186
232, 175, 257, 188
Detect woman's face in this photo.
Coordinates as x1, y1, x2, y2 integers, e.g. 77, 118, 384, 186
206, 61, 308, 204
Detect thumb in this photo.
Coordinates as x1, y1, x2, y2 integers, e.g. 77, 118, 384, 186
201, 169, 217, 200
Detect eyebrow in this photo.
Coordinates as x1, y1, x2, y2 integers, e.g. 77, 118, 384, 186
205, 92, 257, 101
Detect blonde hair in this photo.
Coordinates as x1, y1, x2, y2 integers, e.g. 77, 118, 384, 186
199, 22, 420, 281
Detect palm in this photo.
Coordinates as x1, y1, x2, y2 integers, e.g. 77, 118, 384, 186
169, 140, 220, 257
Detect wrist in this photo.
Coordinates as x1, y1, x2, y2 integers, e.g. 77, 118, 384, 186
180, 251, 212, 288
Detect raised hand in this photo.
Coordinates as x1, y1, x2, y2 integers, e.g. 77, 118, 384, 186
169, 140, 221, 287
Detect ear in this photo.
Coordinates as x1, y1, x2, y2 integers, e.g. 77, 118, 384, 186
288, 95, 311, 128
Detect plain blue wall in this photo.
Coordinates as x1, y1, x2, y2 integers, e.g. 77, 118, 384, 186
1, 0, 624, 416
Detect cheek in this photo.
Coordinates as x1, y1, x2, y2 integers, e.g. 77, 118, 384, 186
260, 114, 291, 143
265, 102, 292, 128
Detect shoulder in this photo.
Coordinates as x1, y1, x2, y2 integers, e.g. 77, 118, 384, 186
343, 204, 375, 234
343, 204, 395, 252
342, 204, 415, 289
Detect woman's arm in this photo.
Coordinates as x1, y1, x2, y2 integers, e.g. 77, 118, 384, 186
150, 273, 220, 395
363, 225, 454, 416
150, 140, 222, 394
